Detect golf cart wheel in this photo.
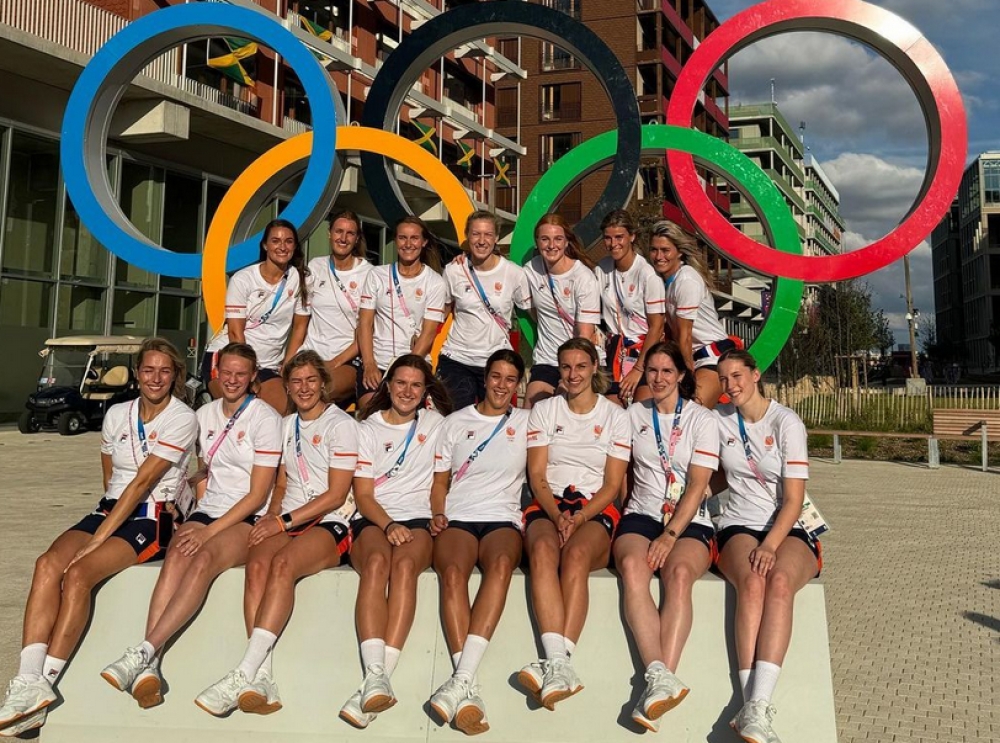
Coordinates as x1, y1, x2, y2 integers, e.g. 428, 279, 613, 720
57, 411, 84, 436
18, 411, 40, 434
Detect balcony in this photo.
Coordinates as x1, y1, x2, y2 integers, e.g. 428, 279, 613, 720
281, 116, 312, 135
635, 0, 728, 93
636, 45, 682, 80
540, 101, 582, 123
734, 137, 805, 182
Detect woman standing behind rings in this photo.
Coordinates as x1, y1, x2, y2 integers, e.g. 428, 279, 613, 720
714, 349, 821, 743
648, 220, 734, 409
517, 338, 631, 711
524, 214, 601, 406
194, 350, 357, 717
204, 219, 310, 413
294, 210, 373, 405
427, 349, 529, 735
100, 342, 282, 715
437, 211, 532, 409
339, 355, 453, 729
613, 341, 719, 733
594, 209, 666, 406
357, 216, 448, 409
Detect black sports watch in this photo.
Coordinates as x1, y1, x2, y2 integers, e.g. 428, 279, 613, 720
281, 512, 294, 530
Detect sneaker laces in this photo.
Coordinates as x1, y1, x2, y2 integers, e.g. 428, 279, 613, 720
363, 663, 387, 678
124, 646, 147, 668
219, 670, 248, 694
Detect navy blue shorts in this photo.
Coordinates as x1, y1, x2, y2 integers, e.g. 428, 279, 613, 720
436, 355, 485, 411
445, 520, 521, 541
616, 512, 715, 551
186, 511, 257, 527
523, 487, 621, 539
351, 516, 431, 539
716, 525, 822, 576
69, 498, 170, 563
528, 363, 560, 389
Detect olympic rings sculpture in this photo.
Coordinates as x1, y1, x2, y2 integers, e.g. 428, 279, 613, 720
61, 0, 966, 371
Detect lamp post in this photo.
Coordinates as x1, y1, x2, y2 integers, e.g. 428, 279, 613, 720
904, 254, 919, 378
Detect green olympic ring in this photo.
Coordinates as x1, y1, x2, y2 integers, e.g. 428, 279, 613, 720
510, 124, 804, 373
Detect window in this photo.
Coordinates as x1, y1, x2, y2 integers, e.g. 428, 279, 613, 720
496, 87, 518, 128
984, 159, 1000, 205
117, 161, 163, 289
497, 38, 518, 64
283, 69, 311, 125
56, 285, 106, 335
112, 289, 156, 336
3, 132, 60, 278
540, 0, 582, 20
161, 171, 203, 292
61, 195, 109, 282
541, 42, 577, 72
540, 133, 580, 170
541, 83, 581, 122
0, 278, 53, 328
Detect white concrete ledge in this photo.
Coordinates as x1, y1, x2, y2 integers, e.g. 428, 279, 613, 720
45, 566, 836, 742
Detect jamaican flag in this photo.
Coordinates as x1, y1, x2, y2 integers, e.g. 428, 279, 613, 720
413, 120, 438, 155
495, 156, 511, 187
208, 37, 257, 88
300, 17, 333, 43
457, 141, 475, 170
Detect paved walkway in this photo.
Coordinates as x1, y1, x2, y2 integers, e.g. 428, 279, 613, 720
0, 430, 997, 742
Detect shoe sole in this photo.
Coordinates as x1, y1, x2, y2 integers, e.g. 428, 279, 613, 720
193, 699, 234, 717
100, 670, 128, 692
0, 709, 45, 737
0, 698, 54, 729
516, 671, 541, 698
131, 676, 163, 709
429, 701, 454, 724
631, 711, 659, 733
540, 684, 583, 710
645, 687, 689, 720
740, 734, 767, 743
339, 709, 372, 729
455, 705, 489, 735
238, 690, 283, 715
361, 694, 396, 714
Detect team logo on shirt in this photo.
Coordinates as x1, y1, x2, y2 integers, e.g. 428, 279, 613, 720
318, 280, 327, 288
466, 430, 476, 440
494, 282, 504, 293
312, 434, 323, 445
383, 441, 394, 452
764, 435, 775, 448
256, 290, 267, 299
417, 433, 427, 444
629, 283, 636, 293
562, 286, 571, 297
415, 288, 424, 298
506, 426, 516, 439
554, 425, 564, 435
206, 430, 217, 441
148, 431, 158, 441
463, 284, 473, 293
593, 424, 603, 438
119, 432, 129, 443
639, 425, 649, 435
349, 281, 358, 290
237, 430, 246, 442
726, 437, 736, 446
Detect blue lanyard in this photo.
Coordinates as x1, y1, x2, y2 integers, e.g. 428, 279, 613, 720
376, 416, 418, 485
329, 259, 358, 311
253, 271, 289, 326
205, 395, 255, 468
452, 409, 512, 483
663, 272, 678, 290
131, 400, 149, 466
736, 411, 767, 486
465, 261, 510, 332
651, 398, 683, 484
544, 267, 575, 327
390, 263, 413, 319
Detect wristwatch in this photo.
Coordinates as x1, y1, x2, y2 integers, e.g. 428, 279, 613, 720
281, 512, 294, 531
664, 527, 679, 539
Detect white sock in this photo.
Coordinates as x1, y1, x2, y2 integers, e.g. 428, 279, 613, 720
42, 655, 67, 684
540, 632, 567, 661
18, 644, 46, 677
451, 651, 462, 671
360, 638, 386, 670
261, 648, 274, 675
750, 661, 781, 703
564, 638, 576, 656
646, 660, 668, 676
738, 669, 753, 702
237, 628, 277, 679
139, 641, 156, 663
455, 635, 489, 681
384, 646, 401, 676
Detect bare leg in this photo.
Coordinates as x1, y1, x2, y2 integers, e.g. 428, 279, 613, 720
351, 528, 393, 642
21, 530, 91, 647
658, 539, 711, 671
754, 540, 818, 665
433, 528, 479, 654
613, 534, 660, 667
559, 522, 611, 644
144, 523, 209, 636
384, 530, 434, 651
243, 533, 289, 635
694, 368, 723, 409
524, 520, 565, 635
717, 534, 766, 670
258, 378, 289, 415
324, 361, 357, 405
525, 380, 555, 408
468, 529, 522, 640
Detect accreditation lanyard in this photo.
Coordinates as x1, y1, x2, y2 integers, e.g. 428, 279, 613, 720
246, 271, 289, 329
452, 410, 512, 484
130, 399, 150, 468
545, 266, 577, 329
736, 411, 768, 487
463, 261, 510, 333
374, 417, 418, 487
329, 258, 358, 312
293, 413, 321, 497
651, 398, 684, 487
205, 395, 255, 472
613, 270, 648, 334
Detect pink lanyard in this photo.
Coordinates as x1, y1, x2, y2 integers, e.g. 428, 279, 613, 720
205, 396, 255, 472
544, 266, 576, 328
452, 410, 511, 483
329, 258, 358, 312
462, 260, 510, 333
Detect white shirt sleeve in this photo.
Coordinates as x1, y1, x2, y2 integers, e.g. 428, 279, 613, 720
423, 272, 448, 324
150, 407, 198, 464
513, 264, 532, 310
674, 272, 705, 321
606, 406, 632, 462
329, 416, 360, 472
644, 267, 667, 316
689, 406, 721, 471
251, 407, 283, 468
355, 424, 375, 480
225, 269, 253, 320
435, 420, 456, 473
359, 269, 381, 311
526, 403, 551, 449
779, 412, 809, 480
575, 268, 602, 325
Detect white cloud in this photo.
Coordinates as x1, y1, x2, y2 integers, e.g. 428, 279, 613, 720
821, 153, 925, 239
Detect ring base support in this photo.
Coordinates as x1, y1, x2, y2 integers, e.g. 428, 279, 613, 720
45, 565, 837, 742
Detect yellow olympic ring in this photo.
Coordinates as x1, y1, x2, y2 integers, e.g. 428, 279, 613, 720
202, 126, 475, 366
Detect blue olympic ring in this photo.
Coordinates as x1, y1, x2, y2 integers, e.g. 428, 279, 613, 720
60, 3, 341, 279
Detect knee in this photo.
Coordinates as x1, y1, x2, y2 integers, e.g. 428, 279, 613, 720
268, 553, 296, 583
188, 550, 215, 579
361, 553, 391, 584
61, 563, 98, 597
764, 570, 795, 603
528, 541, 560, 572
440, 563, 470, 593
737, 572, 766, 604
662, 561, 698, 593
561, 543, 592, 574
244, 556, 271, 593
488, 553, 517, 582
33, 550, 66, 585
617, 552, 651, 588
391, 555, 419, 582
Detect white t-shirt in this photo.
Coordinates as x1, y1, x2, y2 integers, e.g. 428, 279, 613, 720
625, 399, 720, 528
524, 257, 602, 366
359, 264, 448, 370
664, 265, 728, 350
280, 406, 360, 527
194, 397, 283, 519
299, 255, 373, 360
355, 409, 445, 521
441, 257, 532, 367
435, 405, 529, 525
594, 254, 665, 340
207, 263, 308, 371
526, 395, 631, 498
715, 401, 809, 531
100, 396, 198, 513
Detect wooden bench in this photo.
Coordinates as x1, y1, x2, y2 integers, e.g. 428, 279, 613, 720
932, 408, 1000, 472
810, 429, 936, 466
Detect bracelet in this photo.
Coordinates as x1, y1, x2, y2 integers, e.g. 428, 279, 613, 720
274, 515, 286, 532
383, 520, 399, 534
664, 527, 678, 539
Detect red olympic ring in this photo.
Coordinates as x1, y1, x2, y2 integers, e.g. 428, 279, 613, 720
666, 0, 967, 283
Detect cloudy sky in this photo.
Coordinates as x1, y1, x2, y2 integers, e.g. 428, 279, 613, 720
707, 0, 999, 344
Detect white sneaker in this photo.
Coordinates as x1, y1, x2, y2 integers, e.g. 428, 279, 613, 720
360, 664, 395, 714
0, 707, 46, 737
736, 700, 781, 743
516, 661, 543, 698
642, 667, 689, 720
238, 668, 283, 715
339, 688, 378, 729
429, 674, 471, 724
101, 646, 148, 693
454, 685, 489, 736
194, 669, 250, 717
131, 656, 163, 709
0, 675, 56, 728
539, 657, 583, 710
630, 700, 660, 733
